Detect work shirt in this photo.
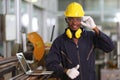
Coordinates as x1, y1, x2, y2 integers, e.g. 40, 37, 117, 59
45, 29, 114, 80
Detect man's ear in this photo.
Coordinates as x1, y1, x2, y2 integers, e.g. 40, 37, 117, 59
65, 18, 68, 23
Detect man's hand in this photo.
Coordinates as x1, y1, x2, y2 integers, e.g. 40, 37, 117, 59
66, 65, 80, 79
81, 16, 96, 29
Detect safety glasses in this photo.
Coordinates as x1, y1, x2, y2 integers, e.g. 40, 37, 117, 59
66, 17, 82, 22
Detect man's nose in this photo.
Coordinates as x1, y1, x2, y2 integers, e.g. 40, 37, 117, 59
72, 20, 78, 25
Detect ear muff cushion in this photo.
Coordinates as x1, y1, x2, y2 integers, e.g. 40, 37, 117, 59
66, 28, 82, 39
66, 28, 72, 39
75, 28, 82, 38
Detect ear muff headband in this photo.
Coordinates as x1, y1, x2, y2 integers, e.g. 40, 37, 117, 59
66, 28, 82, 39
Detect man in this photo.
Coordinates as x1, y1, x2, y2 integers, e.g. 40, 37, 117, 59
45, 2, 114, 80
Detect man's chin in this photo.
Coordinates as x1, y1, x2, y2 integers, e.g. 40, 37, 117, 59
70, 29, 77, 32
71, 28, 78, 31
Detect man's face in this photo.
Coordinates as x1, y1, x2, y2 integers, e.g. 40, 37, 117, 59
66, 17, 82, 31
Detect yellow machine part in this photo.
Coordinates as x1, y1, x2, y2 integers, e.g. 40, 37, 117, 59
27, 32, 45, 61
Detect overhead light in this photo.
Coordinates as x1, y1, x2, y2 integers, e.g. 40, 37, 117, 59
25, 0, 38, 3
32, 17, 39, 31
114, 12, 120, 22
21, 14, 29, 27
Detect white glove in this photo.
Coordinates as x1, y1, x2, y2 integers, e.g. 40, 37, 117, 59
66, 65, 80, 79
81, 16, 96, 29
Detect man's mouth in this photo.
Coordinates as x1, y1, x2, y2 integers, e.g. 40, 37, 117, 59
72, 25, 78, 30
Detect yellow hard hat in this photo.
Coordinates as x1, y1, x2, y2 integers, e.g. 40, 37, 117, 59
64, 2, 85, 17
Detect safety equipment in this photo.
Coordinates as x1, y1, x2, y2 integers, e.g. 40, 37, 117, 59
75, 29, 82, 38
66, 65, 80, 79
64, 2, 85, 17
66, 28, 72, 39
27, 32, 45, 61
81, 16, 96, 29
66, 28, 82, 39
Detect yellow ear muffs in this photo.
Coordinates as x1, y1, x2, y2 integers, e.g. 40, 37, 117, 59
66, 28, 82, 39
75, 28, 82, 38
66, 28, 72, 39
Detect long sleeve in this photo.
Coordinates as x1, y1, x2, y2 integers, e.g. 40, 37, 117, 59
93, 31, 114, 52
45, 39, 65, 78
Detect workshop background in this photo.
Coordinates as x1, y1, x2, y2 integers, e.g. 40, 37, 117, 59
0, 0, 120, 80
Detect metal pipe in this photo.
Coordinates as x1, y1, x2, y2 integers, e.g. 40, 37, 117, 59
0, 56, 17, 65
15, 0, 21, 44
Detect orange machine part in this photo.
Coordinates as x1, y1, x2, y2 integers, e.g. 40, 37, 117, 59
27, 32, 45, 61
